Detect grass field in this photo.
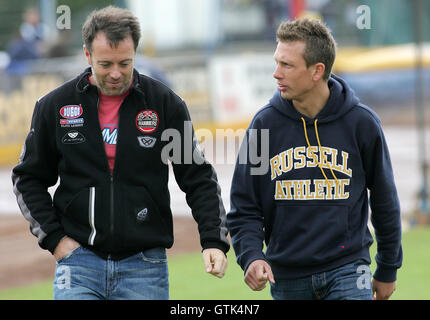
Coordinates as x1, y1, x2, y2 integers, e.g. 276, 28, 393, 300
0, 226, 429, 300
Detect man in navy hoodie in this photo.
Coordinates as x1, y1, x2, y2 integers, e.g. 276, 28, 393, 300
227, 18, 402, 300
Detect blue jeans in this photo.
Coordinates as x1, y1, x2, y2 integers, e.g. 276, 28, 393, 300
270, 260, 373, 300
53, 246, 169, 300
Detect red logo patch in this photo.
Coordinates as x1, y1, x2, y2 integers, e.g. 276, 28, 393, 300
136, 110, 159, 133
60, 105, 83, 119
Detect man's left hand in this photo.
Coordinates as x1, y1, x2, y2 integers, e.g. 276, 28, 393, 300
372, 279, 396, 300
202, 248, 227, 278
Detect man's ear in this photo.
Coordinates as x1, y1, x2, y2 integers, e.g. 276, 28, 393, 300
312, 62, 326, 82
83, 45, 91, 65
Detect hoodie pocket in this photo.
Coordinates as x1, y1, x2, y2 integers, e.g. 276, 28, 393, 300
266, 204, 349, 266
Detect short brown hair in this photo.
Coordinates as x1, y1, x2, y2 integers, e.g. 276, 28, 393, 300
82, 6, 141, 53
276, 18, 336, 80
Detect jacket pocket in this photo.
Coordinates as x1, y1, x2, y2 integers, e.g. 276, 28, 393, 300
266, 204, 349, 266
116, 184, 172, 250
63, 188, 91, 240
62, 185, 109, 246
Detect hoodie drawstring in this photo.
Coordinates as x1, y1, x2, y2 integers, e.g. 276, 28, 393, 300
301, 117, 339, 185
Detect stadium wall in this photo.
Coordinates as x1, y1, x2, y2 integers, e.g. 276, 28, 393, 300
1, 44, 429, 167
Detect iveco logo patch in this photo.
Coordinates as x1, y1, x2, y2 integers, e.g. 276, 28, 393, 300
62, 131, 85, 144
60, 105, 83, 119
137, 136, 157, 148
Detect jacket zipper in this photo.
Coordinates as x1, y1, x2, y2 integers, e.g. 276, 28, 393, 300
107, 174, 114, 261
95, 91, 128, 256
109, 97, 123, 251
94, 96, 117, 250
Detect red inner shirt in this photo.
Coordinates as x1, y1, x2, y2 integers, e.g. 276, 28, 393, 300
90, 76, 131, 173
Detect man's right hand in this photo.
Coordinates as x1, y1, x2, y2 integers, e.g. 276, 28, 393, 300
53, 236, 81, 261
244, 259, 275, 291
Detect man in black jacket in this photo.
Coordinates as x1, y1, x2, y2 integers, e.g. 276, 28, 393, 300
12, 6, 229, 300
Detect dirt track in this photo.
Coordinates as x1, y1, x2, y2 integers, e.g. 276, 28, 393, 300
0, 215, 200, 290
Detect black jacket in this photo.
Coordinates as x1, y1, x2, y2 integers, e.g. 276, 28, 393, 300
12, 68, 229, 259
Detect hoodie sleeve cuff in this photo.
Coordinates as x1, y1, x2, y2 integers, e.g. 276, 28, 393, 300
373, 266, 398, 283
241, 251, 267, 274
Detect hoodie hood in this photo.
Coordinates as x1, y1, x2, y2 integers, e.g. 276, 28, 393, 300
270, 73, 360, 124
268, 73, 361, 185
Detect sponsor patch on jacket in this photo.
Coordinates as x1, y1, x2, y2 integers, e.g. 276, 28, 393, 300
137, 136, 157, 148
60, 105, 83, 119
136, 110, 158, 133
60, 118, 84, 127
62, 131, 86, 144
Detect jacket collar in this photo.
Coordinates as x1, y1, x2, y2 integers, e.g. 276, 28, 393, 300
75, 67, 144, 96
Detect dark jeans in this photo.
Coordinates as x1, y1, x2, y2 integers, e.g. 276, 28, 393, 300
270, 260, 373, 300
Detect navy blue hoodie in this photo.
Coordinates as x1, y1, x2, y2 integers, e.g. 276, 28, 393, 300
227, 74, 402, 282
